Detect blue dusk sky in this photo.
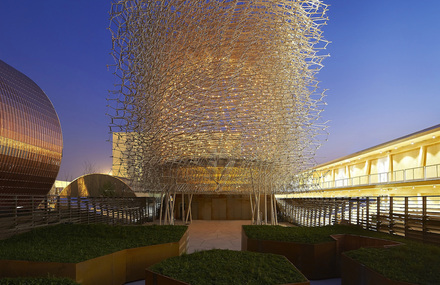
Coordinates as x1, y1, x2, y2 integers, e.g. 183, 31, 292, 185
1, 1, 439, 180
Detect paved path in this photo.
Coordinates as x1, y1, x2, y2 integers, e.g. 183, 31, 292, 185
187, 220, 251, 253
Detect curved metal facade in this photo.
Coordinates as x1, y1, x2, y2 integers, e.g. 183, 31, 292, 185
0, 60, 63, 196
60, 174, 136, 197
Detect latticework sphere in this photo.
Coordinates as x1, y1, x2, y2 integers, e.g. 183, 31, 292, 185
109, 0, 328, 194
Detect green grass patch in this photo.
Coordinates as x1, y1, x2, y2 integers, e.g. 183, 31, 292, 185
0, 223, 187, 263
0, 277, 79, 285
243, 224, 440, 284
243, 224, 408, 244
149, 249, 307, 285
345, 243, 440, 285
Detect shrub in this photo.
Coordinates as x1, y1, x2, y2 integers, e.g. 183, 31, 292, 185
0, 223, 187, 263
242, 224, 402, 244
345, 242, 440, 285
149, 249, 307, 285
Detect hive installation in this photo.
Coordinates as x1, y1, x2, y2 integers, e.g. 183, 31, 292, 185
108, 0, 329, 224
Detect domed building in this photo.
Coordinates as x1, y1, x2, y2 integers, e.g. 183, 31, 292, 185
0, 60, 63, 196
60, 174, 136, 197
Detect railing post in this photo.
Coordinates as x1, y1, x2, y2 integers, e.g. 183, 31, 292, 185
366, 197, 370, 230
404, 197, 409, 238
328, 203, 332, 225
348, 200, 352, 224
334, 200, 338, 224
307, 207, 310, 227
356, 197, 360, 226
44, 196, 49, 225
57, 195, 61, 223
68, 196, 71, 222
340, 201, 344, 223
377, 197, 381, 231
112, 199, 115, 224
117, 200, 121, 223
318, 205, 322, 226
389, 196, 394, 234
422, 196, 427, 243
14, 196, 18, 230
93, 199, 97, 223
31, 196, 35, 228
303, 205, 307, 226
86, 199, 90, 224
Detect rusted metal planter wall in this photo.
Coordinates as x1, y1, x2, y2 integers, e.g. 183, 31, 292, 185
0, 229, 188, 285
145, 270, 190, 285
331, 234, 402, 253
341, 254, 415, 285
126, 229, 188, 282
242, 226, 407, 281
241, 229, 338, 279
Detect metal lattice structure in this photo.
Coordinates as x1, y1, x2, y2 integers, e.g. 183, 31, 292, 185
108, 0, 329, 223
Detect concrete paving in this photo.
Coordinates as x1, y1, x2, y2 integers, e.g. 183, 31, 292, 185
187, 220, 251, 253
126, 220, 341, 285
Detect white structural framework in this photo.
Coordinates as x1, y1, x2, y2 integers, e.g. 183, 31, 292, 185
109, 0, 329, 223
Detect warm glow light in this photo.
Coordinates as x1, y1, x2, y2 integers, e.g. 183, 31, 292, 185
109, 0, 329, 194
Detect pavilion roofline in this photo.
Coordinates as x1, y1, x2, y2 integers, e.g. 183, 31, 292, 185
315, 123, 440, 169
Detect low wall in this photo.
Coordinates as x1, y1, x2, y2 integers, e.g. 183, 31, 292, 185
242, 229, 338, 279
242, 227, 405, 280
341, 254, 415, 285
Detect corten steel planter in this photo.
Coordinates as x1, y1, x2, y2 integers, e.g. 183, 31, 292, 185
341, 253, 415, 285
241, 229, 338, 280
331, 234, 403, 272
145, 270, 190, 285
0, 228, 188, 285
145, 256, 310, 285
331, 234, 403, 253
242, 227, 406, 281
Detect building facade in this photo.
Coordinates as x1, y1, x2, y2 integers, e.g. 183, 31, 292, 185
0, 60, 63, 196
284, 124, 440, 198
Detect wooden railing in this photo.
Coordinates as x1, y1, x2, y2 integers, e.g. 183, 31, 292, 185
0, 195, 158, 240
278, 196, 440, 245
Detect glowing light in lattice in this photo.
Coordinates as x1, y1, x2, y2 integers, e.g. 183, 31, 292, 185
109, 0, 329, 195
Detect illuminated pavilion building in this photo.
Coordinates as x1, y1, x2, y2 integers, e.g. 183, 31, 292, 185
0, 60, 63, 197
280, 124, 440, 199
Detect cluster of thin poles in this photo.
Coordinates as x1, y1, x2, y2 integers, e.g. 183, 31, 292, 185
108, 0, 329, 224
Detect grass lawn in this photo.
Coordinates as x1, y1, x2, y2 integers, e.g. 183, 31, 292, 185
242, 224, 403, 244
149, 249, 307, 285
0, 277, 80, 285
345, 242, 440, 285
0, 223, 187, 263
